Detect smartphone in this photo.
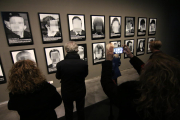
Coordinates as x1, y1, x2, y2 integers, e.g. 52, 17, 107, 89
113, 47, 123, 54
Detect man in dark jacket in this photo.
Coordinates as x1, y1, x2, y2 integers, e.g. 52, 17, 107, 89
56, 41, 88, 120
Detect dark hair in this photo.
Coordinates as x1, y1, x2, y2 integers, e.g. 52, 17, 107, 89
8, 60, 46, 94
16, 51, 31, 61
137, 53, 180, 120
111, 18, 121, 33
42, 16, 55, 30
140, 19, 145, 25
94, 44, 104, 58
72, 16, 82, 23
127, 41, 132, 46
49, 49, 60, 58
138, 40, 144, 49
93, 17, 104, 33
150, 20, 155, 24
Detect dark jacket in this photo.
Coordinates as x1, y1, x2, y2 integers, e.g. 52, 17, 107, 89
112, 57, 121, 80
101, 56, 144, 120
56, 52, 88, 99
8, 82, 62, 120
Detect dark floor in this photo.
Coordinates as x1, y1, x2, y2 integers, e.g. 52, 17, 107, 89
58, 99, 119, 120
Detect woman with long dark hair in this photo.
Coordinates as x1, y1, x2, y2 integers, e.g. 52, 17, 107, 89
8, 60, 62, 120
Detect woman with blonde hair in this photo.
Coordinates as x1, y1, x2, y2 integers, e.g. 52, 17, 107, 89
7, 60, 62, 120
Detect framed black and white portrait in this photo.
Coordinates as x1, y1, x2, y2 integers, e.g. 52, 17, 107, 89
109, 16, 121, 38
38, 13, 63, 43
92, 42, 106, 65
44, 46, 64, 74
148, 18, 157, 35
125, 17, 135, 37
0, 58, 6, 84
137, 17, 147, 36
136, 38, 145, 56
77, 44, 88, 62
91, 15, 105, 40
147, 37, 155, 54
109, 40, 121, 58
124, 39, 134, 58
10, 49, 37, 64
1, 12, 33, 46
68, 14, 86, 41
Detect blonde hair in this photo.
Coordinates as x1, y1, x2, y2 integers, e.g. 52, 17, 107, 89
149, 40, 162, 50
65, 41, 78, 52
106, 43, 119, 58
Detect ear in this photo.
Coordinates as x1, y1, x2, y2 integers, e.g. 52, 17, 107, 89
4, 20, 11, 29
23, 25, 27, 30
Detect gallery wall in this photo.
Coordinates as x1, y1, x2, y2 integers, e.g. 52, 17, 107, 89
0, 0, 176, 102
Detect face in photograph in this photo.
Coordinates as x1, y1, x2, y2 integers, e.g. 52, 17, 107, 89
150, 19, 156, 31
139, 19, 146, 31
16, 51, 33, 61
94, 44, 105, 59
78, 46, 84, 60
72, 16, 82, 33
127, 41, 133, 52
49, 49, 60, 68
42, 16, 60, 37
111, 18, 120, 33
93, 17, 104, 35
148, 39, 155, 51
126, 18, 134, 32
137, 40, 145, 52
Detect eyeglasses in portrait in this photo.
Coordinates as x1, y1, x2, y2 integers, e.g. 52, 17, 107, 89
92, 42, 106, 65
136, 38, 146, 56
109, 16, 121, 38
1, 12, 33, 46
68, 14, 86, 41
77, 44, 87, 62
10, 49, 37, 64
91, 15, 105, 40
38, 13, 63, 43
148, 18, 157, 35
125, 17, 135, 37
124, 39, 134, 58
44, 46, 65, 74
147, 37, 155, 54
137, 17, 147, 36
0, 58, 6, 84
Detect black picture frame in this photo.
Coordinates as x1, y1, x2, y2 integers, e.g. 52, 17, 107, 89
109, 16, 121, 38
1, 12, 33, 46
147, 37, 155, 54
148, 18, 157, 35
125, 17, 135, 37
137, 17, 147, 36
44, 46, 65, 74
92, 42, 106, 65
136, 38, 146, 56
0, 57, 6, 84
109, 40, 121, 59
38, 13, 63, 44
91, 15, 105, 40
77, 44, 88, 62
67, 14, 86, 41
10, 48, 37, 64
124, 39, 134, 58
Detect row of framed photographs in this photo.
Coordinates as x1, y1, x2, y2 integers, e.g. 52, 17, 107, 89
1, 12, 157, 46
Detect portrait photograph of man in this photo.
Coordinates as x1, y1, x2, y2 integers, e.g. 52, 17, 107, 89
77, 44, 87, 62
92, 42, 106, 65
124, 39, 134, 58
91, 15, 105, 40
147, 37, 155, 53
110, 16, 121, 38
1, 12, 33, 46
0, 58, 6, 84
148, 18, 157, 35
44, 46, 64, 74
138, 17, 147, 36
136, 38, 145, 56
38, 13, 62, 43
68, 14, 86, 41
125, 17, 135, 37
10, 49, 37, 64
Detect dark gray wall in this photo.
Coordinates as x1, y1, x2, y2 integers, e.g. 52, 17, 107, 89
0, 0, 176, 102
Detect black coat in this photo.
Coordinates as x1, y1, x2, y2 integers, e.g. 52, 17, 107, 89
8, 82, 62, 120
56, 52, 88, 99
101, 56, 144, 120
